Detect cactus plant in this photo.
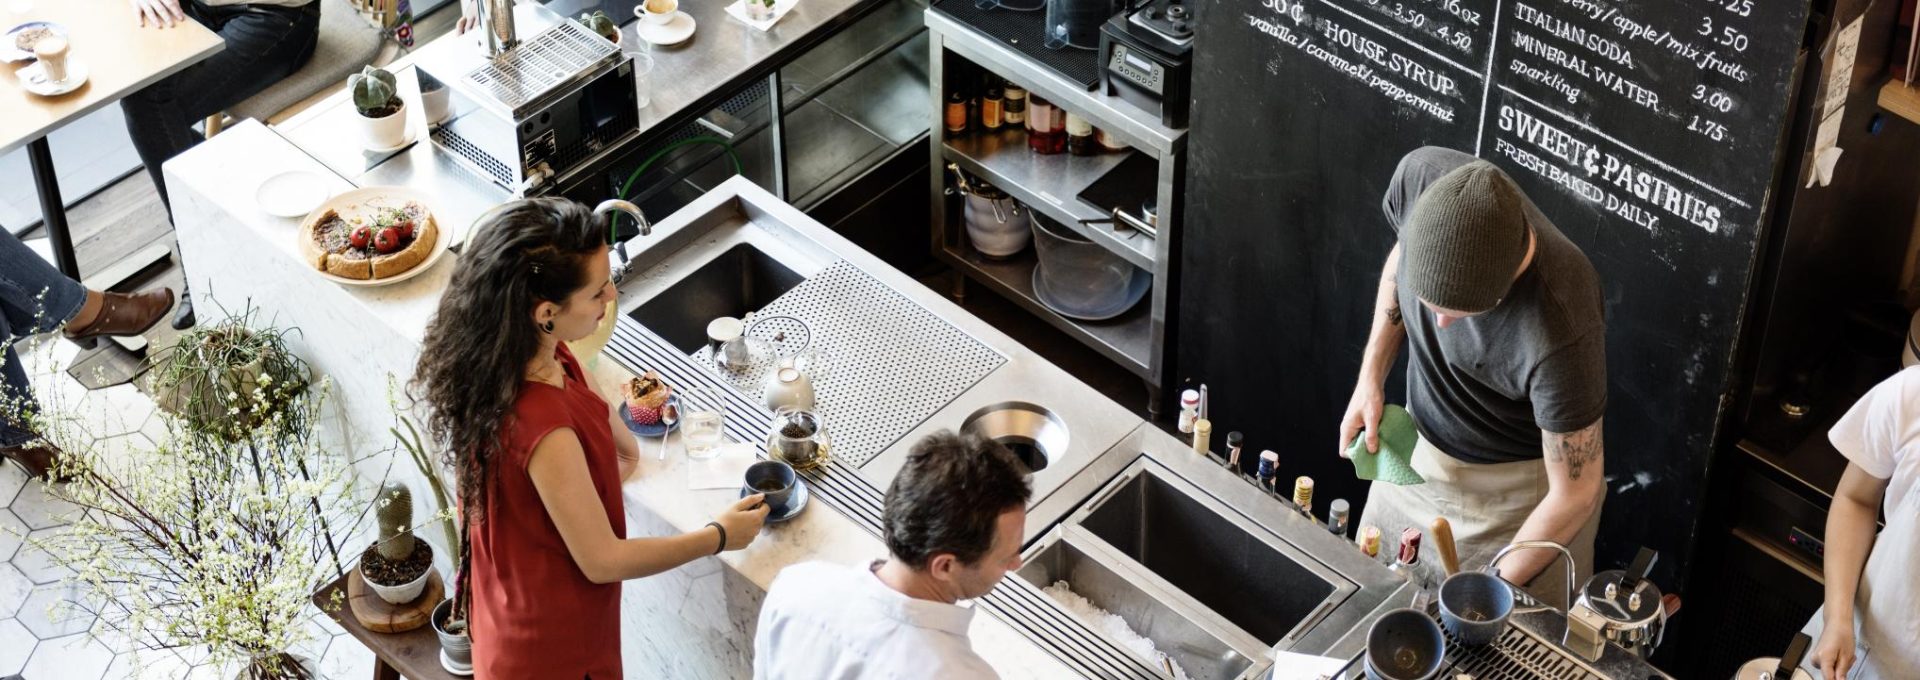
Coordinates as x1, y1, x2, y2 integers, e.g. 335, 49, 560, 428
375, 480, 415, 561
579, 10, 620, 43
348, 65, 400, 118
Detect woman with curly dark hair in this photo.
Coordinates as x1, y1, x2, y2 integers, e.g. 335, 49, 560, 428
411, 198, 768, 678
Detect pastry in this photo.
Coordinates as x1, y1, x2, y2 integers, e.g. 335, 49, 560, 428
621, 371, 673, 425
300, 201, 438, 281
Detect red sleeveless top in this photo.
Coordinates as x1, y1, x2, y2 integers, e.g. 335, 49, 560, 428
469, 344, 624, 679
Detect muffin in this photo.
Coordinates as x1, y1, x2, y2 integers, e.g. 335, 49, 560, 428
622, 371, 673, 425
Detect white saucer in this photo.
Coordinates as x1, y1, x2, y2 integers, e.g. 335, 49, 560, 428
439, 649, 473, 676
255, 171, 329, 218
363, 124, 418, 154
637, 12, 696, 46
14, 59, 86, 96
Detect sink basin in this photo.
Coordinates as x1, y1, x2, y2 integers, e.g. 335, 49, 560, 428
1018, 529, 1263, 680
1075, 460, 1342, 646
627, 243, 804, 353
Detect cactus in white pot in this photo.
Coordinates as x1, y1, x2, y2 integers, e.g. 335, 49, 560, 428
361, 481, 434, 604
348, 65, 408, 149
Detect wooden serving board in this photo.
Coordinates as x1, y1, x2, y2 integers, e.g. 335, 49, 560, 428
348, 568, 443, 634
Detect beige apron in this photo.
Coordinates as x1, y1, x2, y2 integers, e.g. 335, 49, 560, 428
1356, 437, 1601, 610
1797, 481, 1920, 680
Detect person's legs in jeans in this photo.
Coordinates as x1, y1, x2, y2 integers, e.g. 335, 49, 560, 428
122, 1, 320, 328
0, 231, 89, 449
124, 1, 321, 211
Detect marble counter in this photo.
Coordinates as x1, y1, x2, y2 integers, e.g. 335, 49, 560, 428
165, 120, 1077, 678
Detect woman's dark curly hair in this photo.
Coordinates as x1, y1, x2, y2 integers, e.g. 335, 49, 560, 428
410, 197, 606, 535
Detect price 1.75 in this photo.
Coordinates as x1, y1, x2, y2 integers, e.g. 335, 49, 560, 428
1687, 115, 1730, 143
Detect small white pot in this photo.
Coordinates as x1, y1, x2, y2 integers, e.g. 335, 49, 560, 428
363, 541, 433, 605
420, 86, 450, 126
358, 99, 408, 150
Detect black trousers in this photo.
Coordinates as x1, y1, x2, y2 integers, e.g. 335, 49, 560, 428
121, 0, 321, 213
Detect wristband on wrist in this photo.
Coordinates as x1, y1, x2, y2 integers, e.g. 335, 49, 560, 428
705, 521, 726, 555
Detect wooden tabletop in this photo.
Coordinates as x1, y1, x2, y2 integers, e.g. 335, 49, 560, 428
314, 571, 461, 680
0, 0, 223, 155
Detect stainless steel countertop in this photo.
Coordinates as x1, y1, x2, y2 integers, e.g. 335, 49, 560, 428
272, 0, 893, 230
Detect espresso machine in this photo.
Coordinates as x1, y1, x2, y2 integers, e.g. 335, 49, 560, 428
413, 1, 641, 195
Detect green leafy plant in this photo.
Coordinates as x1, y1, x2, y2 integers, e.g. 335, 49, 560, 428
348, 65, 401, 118
579, 10, 620, 42
145, 308, 310, 443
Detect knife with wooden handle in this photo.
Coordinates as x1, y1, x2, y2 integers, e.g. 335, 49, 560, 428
1431, 517, 1460, 576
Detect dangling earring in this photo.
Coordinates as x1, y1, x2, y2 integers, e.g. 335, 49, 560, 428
541, 320, 555, 334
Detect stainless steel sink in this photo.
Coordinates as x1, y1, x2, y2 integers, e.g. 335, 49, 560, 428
1018, 527, 1265, 680
1070, 457, 1348, 647
627, 243, 805, 353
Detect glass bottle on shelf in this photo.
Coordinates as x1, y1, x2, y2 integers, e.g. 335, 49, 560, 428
1027, 94, 1065, 154
982, 86, 1004, 130
1066, 111, 1095, 155
945, 90, 968, 135
1003, 82, 1027, 127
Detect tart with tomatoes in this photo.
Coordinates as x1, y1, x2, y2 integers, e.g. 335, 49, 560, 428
300, 202, 438, 280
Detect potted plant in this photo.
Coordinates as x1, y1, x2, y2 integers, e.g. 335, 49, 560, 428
431, 597, 472, 675
19, 308, 357, 679
580, 10, 621, 44
349, 65, 406, 149
147, 311, 310, 443
362, 480, 434, 604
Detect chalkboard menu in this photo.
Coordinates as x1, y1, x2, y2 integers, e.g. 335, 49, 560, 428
1182, 0, 1813, 584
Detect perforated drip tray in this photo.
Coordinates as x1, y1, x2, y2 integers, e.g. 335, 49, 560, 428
690, 260, 1006, 467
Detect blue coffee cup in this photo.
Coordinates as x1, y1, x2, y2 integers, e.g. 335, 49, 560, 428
743, 460, 796, 514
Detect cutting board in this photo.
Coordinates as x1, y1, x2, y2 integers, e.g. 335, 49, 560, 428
347, 568, 443, 633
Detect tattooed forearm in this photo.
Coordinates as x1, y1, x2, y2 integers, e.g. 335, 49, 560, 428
1545, 419, 1604, 481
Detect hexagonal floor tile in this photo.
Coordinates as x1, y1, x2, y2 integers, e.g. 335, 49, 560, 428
18, 582, 95, 639
13, 526, 75, 585
10, 481, 80, 530
0, 464, 26, 508
319, 634, 374, 679
21, 632, 112, 679
0, 565, 30, 619
103, 647, 193, 680
0, 510, 27, 562
0, 618, 36, 674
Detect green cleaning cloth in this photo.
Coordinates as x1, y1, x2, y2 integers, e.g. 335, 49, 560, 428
1348, 404, 1426, 485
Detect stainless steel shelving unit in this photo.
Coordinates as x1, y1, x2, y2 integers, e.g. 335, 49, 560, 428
926, 8, 1187, 412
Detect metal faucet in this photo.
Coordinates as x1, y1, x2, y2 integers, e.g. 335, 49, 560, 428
594, 199, 652, 284
476, 0, 517, 55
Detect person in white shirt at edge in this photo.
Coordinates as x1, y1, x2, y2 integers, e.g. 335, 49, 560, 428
1800, 367, 1920, 680
754, 430, 1032, 679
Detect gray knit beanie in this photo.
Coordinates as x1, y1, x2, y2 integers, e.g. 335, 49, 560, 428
1401, 161, 1529, 314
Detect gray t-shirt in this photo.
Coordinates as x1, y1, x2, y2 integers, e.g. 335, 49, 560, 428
1381, 147, 1607, 464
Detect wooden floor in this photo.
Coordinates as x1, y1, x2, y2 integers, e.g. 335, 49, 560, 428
20, 169, 185, 389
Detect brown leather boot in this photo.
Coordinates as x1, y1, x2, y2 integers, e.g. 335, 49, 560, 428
0, 439, 70, 482
63, 288, 176, 342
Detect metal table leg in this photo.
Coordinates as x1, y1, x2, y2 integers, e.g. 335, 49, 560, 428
25, 137, 81, 279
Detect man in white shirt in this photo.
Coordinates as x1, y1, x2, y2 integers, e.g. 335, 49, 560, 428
1802, 367, 1920, 680
754, 431, 1032, 679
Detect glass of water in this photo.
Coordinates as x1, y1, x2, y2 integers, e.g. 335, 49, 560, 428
626, 51, 655, 109
680, 387, 726, 460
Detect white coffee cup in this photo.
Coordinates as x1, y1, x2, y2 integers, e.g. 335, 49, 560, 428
635, 0, 678, 26
34, 35, 69, 84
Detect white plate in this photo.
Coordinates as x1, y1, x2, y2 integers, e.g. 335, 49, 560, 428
14, 58, 86, 96
637, 12, 696, 46
255, 171, 330, 218
298, 186, 451, 287
3, 21, 67, 62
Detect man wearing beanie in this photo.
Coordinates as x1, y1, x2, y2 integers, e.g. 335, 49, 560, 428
1339, 146, 1607, 609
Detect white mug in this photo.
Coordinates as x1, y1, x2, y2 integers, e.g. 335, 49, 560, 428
635, 0, 678, 26
34, 36, 69, 84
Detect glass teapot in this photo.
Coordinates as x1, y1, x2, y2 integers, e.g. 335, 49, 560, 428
766, 407, 831, 471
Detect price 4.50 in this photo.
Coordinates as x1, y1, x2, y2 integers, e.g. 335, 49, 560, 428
1688, 115, 1730, 143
